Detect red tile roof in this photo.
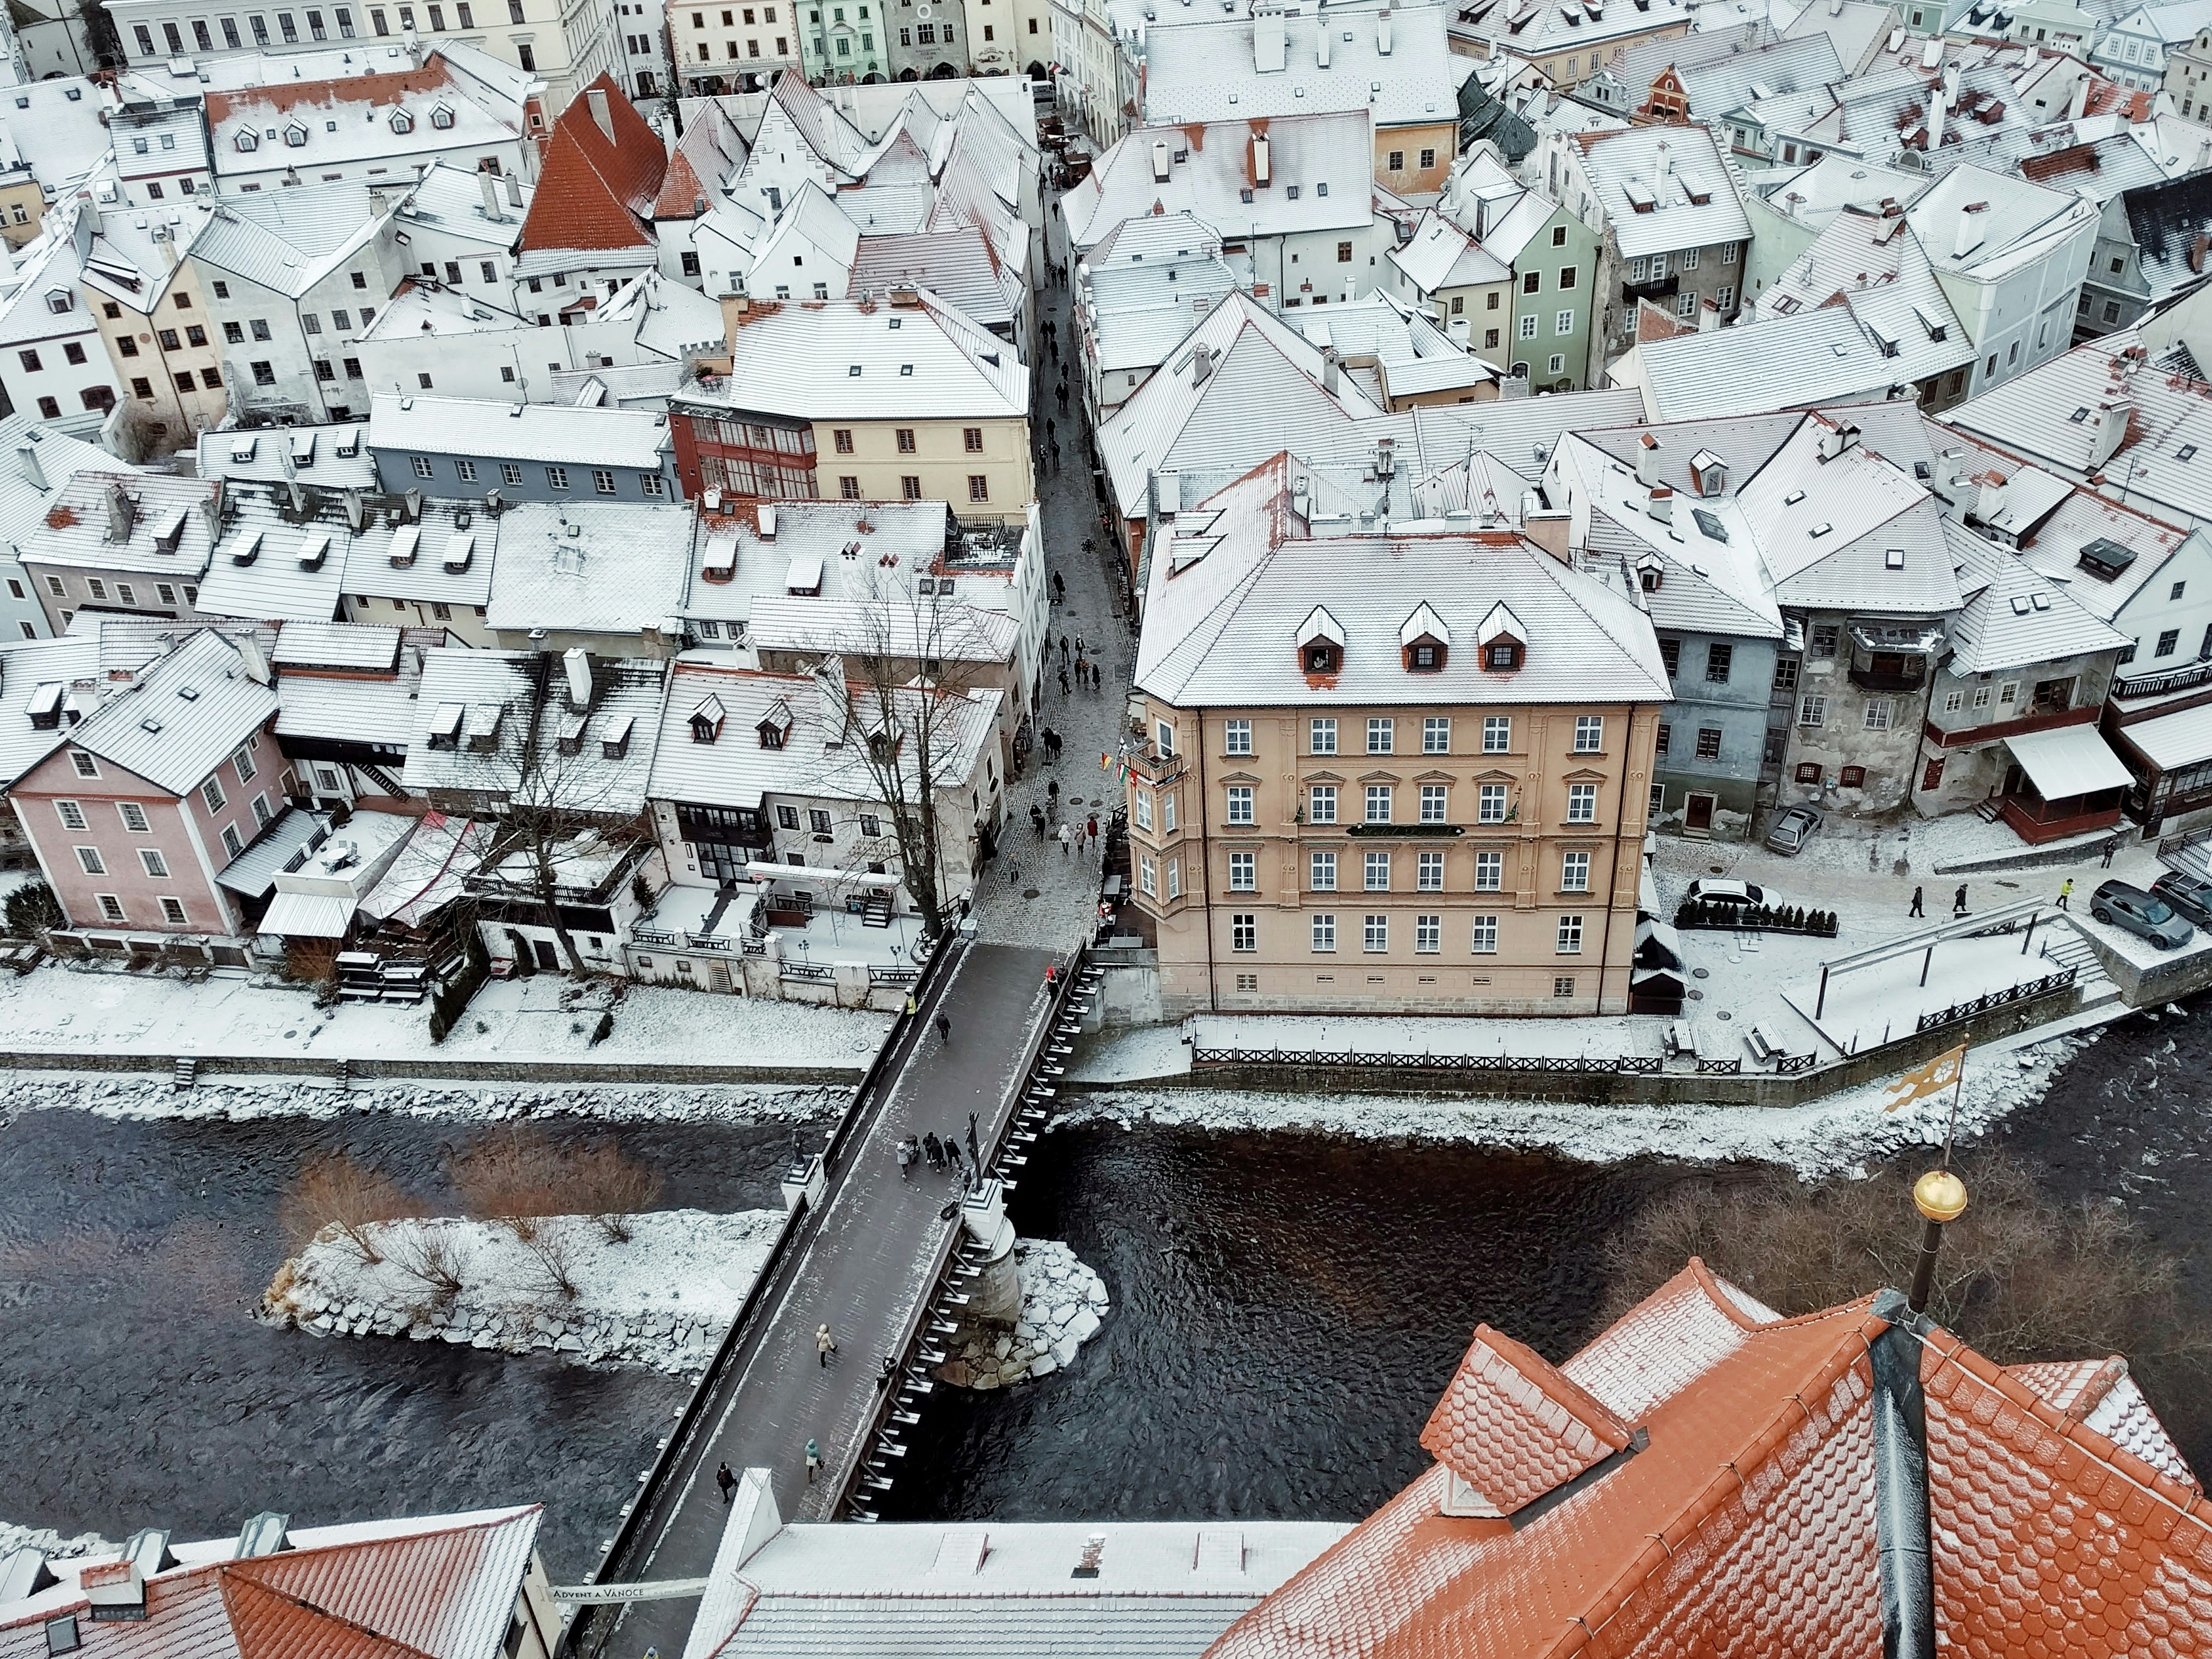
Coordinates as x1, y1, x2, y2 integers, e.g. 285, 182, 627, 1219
1205, 1259, 2212, 1659
205, 62, 454, 122
518, 75, 666, 254
1418, 1326, 1631, 1517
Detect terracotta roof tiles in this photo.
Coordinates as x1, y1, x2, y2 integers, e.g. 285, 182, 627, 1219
517, 75, 666, 254
1419, 1327, 1632, 1517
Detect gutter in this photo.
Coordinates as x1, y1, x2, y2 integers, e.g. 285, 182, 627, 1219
1868, 1287, 1936, 1659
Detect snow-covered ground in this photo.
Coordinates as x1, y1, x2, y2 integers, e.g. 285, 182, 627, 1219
938, 1239, 1109, 1389
0, 964, 890, 1071
1780, 933, 2078, 1054
1056, 1027, 2099, 1180
1190, 1012, 1670, 1061
0, 1071, 842, 1125
263, 1208, 786, 1374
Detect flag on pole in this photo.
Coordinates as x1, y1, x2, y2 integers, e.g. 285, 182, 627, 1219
1880, 1043, 1966, 1113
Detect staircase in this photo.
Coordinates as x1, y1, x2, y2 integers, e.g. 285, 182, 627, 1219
862, 894, 893, 928
2039, 925, 2122, 1009
355, 761, 410, 799
1973, 798, 2004, 823
172, 1056, 198, 1090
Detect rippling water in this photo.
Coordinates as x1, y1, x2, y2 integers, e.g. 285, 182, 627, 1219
0, 1109, 805, 1578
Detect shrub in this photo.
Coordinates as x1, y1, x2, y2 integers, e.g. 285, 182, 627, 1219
589, 1010, 614, 1046
1675, 900, 1697, 929
520, 1220, 582, 1300
450, 1126, 663, 1244
278, 1153, 417, 1264
4, 880, 62, 939
428, 929, 490, 1044
389, 1224, 471, 1310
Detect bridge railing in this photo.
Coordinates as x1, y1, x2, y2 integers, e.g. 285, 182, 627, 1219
563, 928, 969, 1659
834, 943, 1090, 1519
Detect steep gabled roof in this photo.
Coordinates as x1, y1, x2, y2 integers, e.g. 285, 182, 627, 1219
518, 74, 666, 255
655, 100, 747, 220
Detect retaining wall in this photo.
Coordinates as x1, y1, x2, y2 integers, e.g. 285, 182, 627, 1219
0, 1049, 866, 1085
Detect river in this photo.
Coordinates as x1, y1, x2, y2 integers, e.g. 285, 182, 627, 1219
3, 1004, 2206, 1570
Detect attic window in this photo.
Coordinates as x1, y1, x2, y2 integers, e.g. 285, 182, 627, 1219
690, 694, 728, 743
848, 364, 862, 375
2181, 445, 2199, 462
1297, 604, 1345, 674
430, 102, 455, 129
428, 701, 464, 749
2069, 406, 2090, 422
1810, 522, 1833, 537
236, 130, 259, 151
1485, 640, 1521, 670
390, 109, 413, 133
1885, 548, 1904, 569
1784, 489, 1805, 505
1241, 188, 1256, 202
1691, 508, 1726, 542
601, 714, 634, 759
1399, 602, 1450, 672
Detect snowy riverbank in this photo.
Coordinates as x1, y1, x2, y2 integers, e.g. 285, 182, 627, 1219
0, 1072, 843, 1125
0, 1521, 114, 1560
938, 1239, 1109, 1389
262, 1209, 785, 1373
1056, 1031, 2099, 1180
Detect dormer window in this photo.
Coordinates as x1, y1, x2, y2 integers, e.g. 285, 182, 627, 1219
430, 102, 455, 129
754, 697, 792, 748
1298, 604, 1345, 675
283, 122, 308, 147
43, 289, 70, 314
390, 109, 414, 133
691, 694, 728, 743
1477, 601, 1526, 672
1637, 556, 1663, 592
1398, 602, 1450, 673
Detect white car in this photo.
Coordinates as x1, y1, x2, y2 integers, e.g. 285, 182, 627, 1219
1684, 878, 1778, 915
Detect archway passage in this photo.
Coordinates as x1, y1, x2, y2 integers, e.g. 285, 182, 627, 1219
928, 60, 958, 77
897, 65, 919, 79
1026, 58, 1046, 78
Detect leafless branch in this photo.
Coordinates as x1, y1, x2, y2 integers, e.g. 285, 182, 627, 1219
277, 1153, 417, 1264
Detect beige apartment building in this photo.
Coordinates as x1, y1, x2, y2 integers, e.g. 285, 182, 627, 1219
673, 0, 800, 90
1126, 457, 1670, 1018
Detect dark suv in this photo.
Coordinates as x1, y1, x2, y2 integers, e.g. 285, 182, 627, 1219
2150, 870, 2212, 930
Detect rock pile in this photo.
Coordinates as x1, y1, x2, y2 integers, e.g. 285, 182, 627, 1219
936, 1239, 1108, 1389
271, 1284, 726, 1373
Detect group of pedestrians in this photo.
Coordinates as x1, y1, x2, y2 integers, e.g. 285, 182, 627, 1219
1056, 632, 1103, 697
894, 1127, 973, 1185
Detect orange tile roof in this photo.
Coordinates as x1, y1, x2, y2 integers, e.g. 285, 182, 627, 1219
1418, 1327, 1631, 1518
517, 74, 666, 254
205, 62, 454, 122
1205, 1259, 2212, 1659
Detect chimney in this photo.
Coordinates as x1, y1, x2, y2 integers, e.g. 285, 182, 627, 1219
480, 167, 507, 222
1377, 8, 1393, 53
562, 644, 592, 708
1817, 420, 1861, 460
369, 187, 388, 218
235, 631, 270, 685
1252, 131, 1271, 187
1523, 505, 1572, 561
106, 481, 136, 543
814, 654, 851, 741
2089, 398, 2131, 469
1254, 1, 1286, 72
1193, 346, 1213, 385
199, 484, 222, 545
586, 85, 615, 143
1927, 84, 1946, 151
2068, 68, 2089, 120
1648, 484, 1673, 523
343, 488, 366, 532
505, 172, 523, 207
1633, 430, 1661, 486
1152, 139, 1171, 182
1953, 202, 1985, 261
1654, 138, 1671, 180
1321, 344, 1339, 395
16, 440, 45, 492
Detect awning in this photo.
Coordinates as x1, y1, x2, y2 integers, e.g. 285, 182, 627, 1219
2122, 701, 2212, 772
258, 890, 357, 938
2007, 725, 2134, 800
745, 860, 901, 890
216, 807, 331, 897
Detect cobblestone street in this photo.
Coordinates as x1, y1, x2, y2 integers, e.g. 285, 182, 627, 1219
970, 195, 1134, 950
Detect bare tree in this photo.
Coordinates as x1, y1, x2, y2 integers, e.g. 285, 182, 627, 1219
571, 1142, 665, 1242
1602, 1154, 2205, 1374
813, 576, 1006, 938
449, 1125, 567, 1240
520, 1220, 583, 1301
278, 1153, 416, 1264
389, 1225, 472, 1311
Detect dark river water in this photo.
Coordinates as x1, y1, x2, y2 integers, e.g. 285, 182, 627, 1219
4, 1002, 2208, 1570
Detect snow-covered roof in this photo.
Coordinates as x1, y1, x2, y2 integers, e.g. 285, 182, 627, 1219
58, 627, 277, 795
368, 392, 674, 469
483, 503, 694, 637
204, 60, 517, 178
1140, 4, 1457, 131
196, 423, 375, 490
693, 292, 1026, 421
23, 471, 218, 578
1622, 307, 1905, 423
1740, 416, 1959, 613
1570, 124, 1750, 260
400, 647, 667, 814
0, 632, 98, 789
1754, 204, 1974, 391
1946, 521, 2130, 671
1388, 210, 1511, 294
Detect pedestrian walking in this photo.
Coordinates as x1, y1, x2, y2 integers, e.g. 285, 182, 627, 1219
904, 992, 916, 1017
1909, 885, 1924, 918
804, 1438, 821, 1483
2057, 877, 2073, 910
967, 1112, 980, 1169
1048, 778, 1059, 804
1058, 821, 1073, 855
923, 1131, 944, 1168
936, 1012, 952, 1044
895, 1137, 913, 1179
877, 1355, 897, 1394
716, 1462, 737, 1503
1059, 667, 1071, 696
1075, 632, 1087, 655
816, 1324, 836, 1367
946, 1139, 963, 1180
1087, 814, 1098, 846
1030, 802, 1046, 836
1046, 417, 1056, 446
1091, 662, 1101, 691
1953, 884, 1969, 917
1059, 635, 1070, 662
1053, 571, 1065, 603
1007, 857, 1021, 887
2103, 836, 2121, 868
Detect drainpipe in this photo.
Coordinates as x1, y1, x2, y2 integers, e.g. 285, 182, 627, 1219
1593, 701, 1640, 1013
1196, 715, 1216, 1010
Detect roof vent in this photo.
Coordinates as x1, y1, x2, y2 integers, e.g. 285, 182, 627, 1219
2078, 536, 2137, 580
234, 1513, 290, 1560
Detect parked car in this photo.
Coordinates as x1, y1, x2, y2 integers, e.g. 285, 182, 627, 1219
1684, 878, 1778, 914
2150, 870, 2212, 930
1764, 805, 1823, 855
2090, 880, 2196, 950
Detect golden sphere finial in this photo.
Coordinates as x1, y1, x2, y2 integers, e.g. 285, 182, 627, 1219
1914, 1168, 1969, 1224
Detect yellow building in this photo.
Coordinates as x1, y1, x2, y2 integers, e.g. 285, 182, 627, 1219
680, 293, 1033, 523
1127, 454, 1670, 1017
80, 207, 229, 451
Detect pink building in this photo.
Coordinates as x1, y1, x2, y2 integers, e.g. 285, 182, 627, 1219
8, 627, 285, 937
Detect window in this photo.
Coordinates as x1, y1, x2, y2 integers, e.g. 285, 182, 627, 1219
968, 476, 988, 502
98, 894, 126, 924
1363, 914, 1388, 952
1478, 784, 1508, 823
16, 349, 37, 373
140, 848, 169, 878
1482, 715, 1510, 753
1166, 860, 1181, 899
1362, 849, 1391, 891
1225, 785, 1254, 825
1519, 314, 1538, 340
1156, 720, 1176, 758
1567, 783, 1597, 823
1337, 241, 1352, 263
1474, 850, 1503, 890
1864, 699, 1893, 731
411, 456, 434, 479
1420, 784, 1447, 823
119, 803, 149, 832
1310, 718, 1337, 754
963, 427, 984, 452
1225, 719, 1252, 755
1422, 717, 1450, 753
1705, 643, 1733, 682
2159, 627, 2182, 657
1556, 914, 1584, 954
1138, 855, 1156, 895
1695, 726, 1721, 760
1309, 785, 1337, 823
1312, 912, 1337, 951
1388, 149, 1404, 170
1773, 658, 1799, 693
901, 476, 921, 500
1163, 794, 1177, 832
1471, 914, 1498, 953
1230, 912, 1256, 951
1553, 975, 1577, 999
501, 464, 523, 485
1523, 270, 1540, 294
1364, 784, 1392, 824
201, 776, 227, 813
1229, 851, 1256, 891
777, 805, 800, 830
233, 745, 256, 784
1574, 715, 1602, 752
455, 459, 478, 483
832, 427, 854, 454
75, 846, 104, 875
1366, 717, 1393, 754
1795, 762, 1823, 785
1556, 310, 1574, 336
1561, 850, 1589, 892
1656, 723, 1672, 755
1133, 791, 1152, 831
1799, 695, 1827, 728
1840, 765, 1866, 789
223, 321, 244, 344
55, 801, 86, 831
1415, 913, 1440, 953
1310, 849, 1337, 890
71, 752, 97, 780
547, 466, 569, 490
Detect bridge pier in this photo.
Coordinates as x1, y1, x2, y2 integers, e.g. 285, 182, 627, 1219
960, 1177, 1023, 1326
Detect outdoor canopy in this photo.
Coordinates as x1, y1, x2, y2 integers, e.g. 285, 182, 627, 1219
2003, 725, 2133, 799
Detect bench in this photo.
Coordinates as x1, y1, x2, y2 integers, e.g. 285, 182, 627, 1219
1744, 1024, 1783, 1065
1665, 1019, 1698, 1059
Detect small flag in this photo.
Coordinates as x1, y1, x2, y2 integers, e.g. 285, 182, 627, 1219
1881, 1043, 1966, 1114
